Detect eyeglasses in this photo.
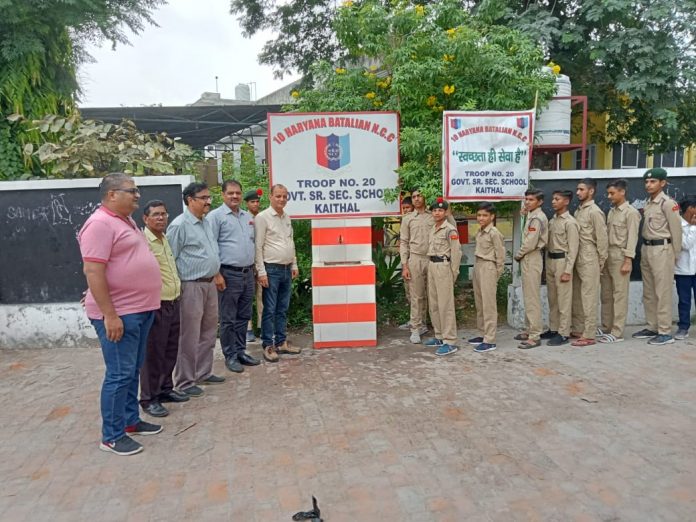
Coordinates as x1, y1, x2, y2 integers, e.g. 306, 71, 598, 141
114, 188, 140, 195
149, 212, 169, 218
192, 195, 212, 201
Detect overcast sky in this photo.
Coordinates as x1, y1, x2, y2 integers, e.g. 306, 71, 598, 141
78, 0, 298, 108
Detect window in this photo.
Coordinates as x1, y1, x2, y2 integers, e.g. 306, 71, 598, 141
574, 144, 596, 170
612, 143, 647, 169
653, 149, 685, 168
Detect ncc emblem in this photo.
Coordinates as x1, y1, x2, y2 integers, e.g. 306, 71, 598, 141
516, 116, 529, 129
316, 133, 351, 170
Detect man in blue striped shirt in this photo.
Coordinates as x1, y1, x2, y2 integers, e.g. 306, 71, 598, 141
167, 182, 226, 398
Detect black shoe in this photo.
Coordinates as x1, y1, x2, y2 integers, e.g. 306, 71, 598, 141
547, 334, 569, 346
225, 357, 244, 373
467, 336, 484, 346
201, 374, 226, 384
125, 420, 163, 436
159, 390, 190, 403
99, 434, 143, 456
540, 330, 557, 340
142, 401, 169, 418
632, 328, 658, 339
182, 385, 205, 398
238, 352, 261, 366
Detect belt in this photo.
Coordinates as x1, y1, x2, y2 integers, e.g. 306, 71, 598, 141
221, 264, 255, 273
264, 262, 292, 269
184, 276, 214, 283
429, 255, 449, 263
161, 297, 180, 304
548, 252, 566, 259
643, 238, 671, 246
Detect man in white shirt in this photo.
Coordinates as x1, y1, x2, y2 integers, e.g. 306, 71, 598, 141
674, 199, 696, 340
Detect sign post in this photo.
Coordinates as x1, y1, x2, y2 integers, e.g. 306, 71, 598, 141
267, 112, 401, 348
443, 110, 535, 201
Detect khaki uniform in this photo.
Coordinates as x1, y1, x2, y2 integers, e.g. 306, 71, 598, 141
641, 191, 683, 334
571, 201, 608, 338
400, 211, 456, 333
427, 221, 462, 345
473, 225, 505, 343
516, 208, 549, 341
600, 202, 640, 337
547, 212, 580, 336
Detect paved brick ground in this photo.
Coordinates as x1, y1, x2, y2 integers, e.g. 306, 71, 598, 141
1, 326, 695, 521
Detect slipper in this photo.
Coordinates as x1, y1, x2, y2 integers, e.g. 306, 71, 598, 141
571, 337, 596, 347
598, 334, 624, 344
517, 339, 541, 349
514, 332, 529, 341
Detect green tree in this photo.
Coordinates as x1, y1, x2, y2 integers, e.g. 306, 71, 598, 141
231, 0, 696, 151
0, 0, 164, 179
293, 0, 555, 200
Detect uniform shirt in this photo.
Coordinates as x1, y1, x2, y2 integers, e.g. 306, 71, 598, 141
642, 191, 683, 256
254, 206, 297, 277
166, 208, 220, 281
517, 207, 548, 258
474, 224, 505, 277
427, 220, 463, 276
400, 211, 456, 261
144, 227, 181, 301
574, 200, 608, 266
207, 204, 255, 267
607, 202, 641, 259
548, 211, 580, 274
78, 206, 161, 320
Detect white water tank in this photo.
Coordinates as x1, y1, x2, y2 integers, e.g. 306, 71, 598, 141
535, 71, 571, 145
235, 83, 251, 101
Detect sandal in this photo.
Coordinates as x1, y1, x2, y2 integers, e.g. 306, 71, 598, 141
514, 332, 529, 341
517, 339, 541, 349
571, 337, 596, 347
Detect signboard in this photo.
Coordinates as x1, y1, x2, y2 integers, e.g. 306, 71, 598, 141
443, 110, 535, 201
268, 112, 401, 219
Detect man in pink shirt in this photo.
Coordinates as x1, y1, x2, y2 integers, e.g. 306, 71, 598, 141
79, 173, 164, 456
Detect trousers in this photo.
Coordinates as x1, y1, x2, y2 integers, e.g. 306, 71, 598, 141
547, 257, 573, 336
600, 248, 631, 338
427, 261, 457, 345
641, 245, 675, 334
521, 250, 543, 341
473, 258, 498, 343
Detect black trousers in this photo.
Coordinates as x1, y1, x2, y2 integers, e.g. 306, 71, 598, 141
219, 267, 255, 360
139, 300, 180, 407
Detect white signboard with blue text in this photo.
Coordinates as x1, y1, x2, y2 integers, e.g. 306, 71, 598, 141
443, 110, 535, 201
267, 112, 401, 219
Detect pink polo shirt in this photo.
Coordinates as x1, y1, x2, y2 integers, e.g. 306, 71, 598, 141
78, 206, 162, 320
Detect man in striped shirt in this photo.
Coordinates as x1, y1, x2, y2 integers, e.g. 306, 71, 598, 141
167, 182, 226, 398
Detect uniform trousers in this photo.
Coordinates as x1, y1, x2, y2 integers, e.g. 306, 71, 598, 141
571, 252, 600, 338
408, 253, 430, 333
174, 281, 218, 391
641, 244, 675, 334
473, 258, 498, 343
600, 248, 631, 338
139, 299, 180, 407
547, 257, 573, 336
521, 250, 543, 341
427, 261, 457, 345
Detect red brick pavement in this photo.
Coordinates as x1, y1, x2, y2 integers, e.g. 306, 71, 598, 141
0, 326, 695, 521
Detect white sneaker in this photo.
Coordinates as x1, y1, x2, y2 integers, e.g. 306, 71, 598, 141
409, 332, 422, 344
398, 322, 412, 330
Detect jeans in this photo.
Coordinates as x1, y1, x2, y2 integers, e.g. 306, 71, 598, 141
261, 264, 292, 348
91, 311, 155, 443
219, 267, 254, 359
675, 274, 696, 331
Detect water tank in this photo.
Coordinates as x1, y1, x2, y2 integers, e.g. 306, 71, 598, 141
535, 70, 571, 145
235, 83, 251, 101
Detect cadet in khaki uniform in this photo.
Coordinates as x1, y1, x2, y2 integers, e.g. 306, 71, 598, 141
468, 203, 505, 353
570, 178, 608, 346
598, 179, 640, 343
400, 190, 456, 344
514, 189, 549, 349
542, 190, 580, 346
422, 198, 462, 356
632, 168, 683, 345
244, 189, 264, 343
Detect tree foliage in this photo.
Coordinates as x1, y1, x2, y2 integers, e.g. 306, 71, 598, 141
12, 114, 196, 179
232, 0, 696, 151
0, 0, 164, 179
292, 0, 555, 200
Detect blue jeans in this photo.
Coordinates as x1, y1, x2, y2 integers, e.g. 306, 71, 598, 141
91, 311, 155, 443
261, 264, 292, 348
675, 274, 696, 331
